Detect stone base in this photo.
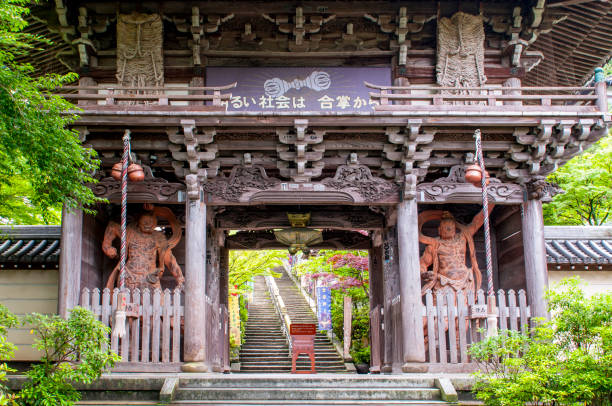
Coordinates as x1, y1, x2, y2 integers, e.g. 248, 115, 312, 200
401, 362, 429, 373
181, 362, 208, 373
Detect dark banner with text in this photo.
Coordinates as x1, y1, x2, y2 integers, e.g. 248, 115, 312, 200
206, 67, 391, 112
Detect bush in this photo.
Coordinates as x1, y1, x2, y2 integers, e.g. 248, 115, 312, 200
0, 305, 18, 406
469, 278, 612, 406
19, 307, 119, 406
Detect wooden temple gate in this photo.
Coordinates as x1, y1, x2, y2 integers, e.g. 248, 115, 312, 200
35, 0, 611, 373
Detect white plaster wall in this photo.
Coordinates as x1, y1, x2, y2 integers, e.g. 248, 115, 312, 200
548, 270, 612, 296
0, 269, 58, 360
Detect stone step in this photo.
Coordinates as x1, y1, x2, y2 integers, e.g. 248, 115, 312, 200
171, 401, 449, 406
179, 376, 439, 388
174, 387, 441, 401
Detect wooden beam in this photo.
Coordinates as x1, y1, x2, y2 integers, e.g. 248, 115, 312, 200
58, 205, 82, 318
215, 208, 384, 230
182, 186, 208, 372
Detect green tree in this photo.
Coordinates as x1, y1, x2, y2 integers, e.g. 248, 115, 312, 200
470, 277, 612, 406
544, 134, 612, 225
228, 250, 285, 294
0, 0, 99, 225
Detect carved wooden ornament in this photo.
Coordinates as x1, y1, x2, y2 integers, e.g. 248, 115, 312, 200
116, 12, 164, 87
437, 12, 486, 87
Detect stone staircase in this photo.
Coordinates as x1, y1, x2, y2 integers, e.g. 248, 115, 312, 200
76, 374, 458, 405
170, 374, 452, 404
239, 275, 289, 373
239, 272, 347, 373
274, 269, 347, 373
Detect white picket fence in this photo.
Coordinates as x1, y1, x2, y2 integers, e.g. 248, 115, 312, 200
80, 287, 184, 363
385, 289, 531, 365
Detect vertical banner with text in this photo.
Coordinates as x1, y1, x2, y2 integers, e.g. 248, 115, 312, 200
316, 286, 332, 331
228, 295, 241, 345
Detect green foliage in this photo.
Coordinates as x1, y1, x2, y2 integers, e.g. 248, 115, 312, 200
0, 305, 18, 406
295, 250, 371, 364
238, 294, 248, 344
0, 177, 61, 225
19, 307, 119, 406
0, 0, 100, 224
469, 278, 612, 406
228, 250, 284, 295
544, 134, 612, 225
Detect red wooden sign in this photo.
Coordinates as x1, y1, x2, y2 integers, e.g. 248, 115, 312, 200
290, 323, 316, 335
290, 323, 316, 373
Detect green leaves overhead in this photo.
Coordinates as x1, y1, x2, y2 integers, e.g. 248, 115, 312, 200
0, 0, 100, 224
229, 250, 285, 294
544, 134, 612, 225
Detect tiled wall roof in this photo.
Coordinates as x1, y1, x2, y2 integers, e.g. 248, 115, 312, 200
0, 226, 61, 269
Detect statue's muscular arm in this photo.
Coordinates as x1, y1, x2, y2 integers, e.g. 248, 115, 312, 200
464, 204, 495, 236
102, 221, 120, 258
165, 252, 185, 289
420, 244, 435, 275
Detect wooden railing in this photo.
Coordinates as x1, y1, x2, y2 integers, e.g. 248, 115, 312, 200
366, 82, 607, 112
55, 83, 236, 108
383, 289, 531, 366
80, 287, 183, 367
265, 275, 293, 352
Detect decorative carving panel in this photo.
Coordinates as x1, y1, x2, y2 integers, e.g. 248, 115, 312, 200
116, 12, 164, 87
93, 178, 185, 203
322, 163, 399, 201
437, 12, 486, 87
417, 165, 523, 204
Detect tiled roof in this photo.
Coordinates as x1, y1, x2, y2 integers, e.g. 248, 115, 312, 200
0, 225, 611, 269
0, 226, 61, 269
544, 226, 612, 266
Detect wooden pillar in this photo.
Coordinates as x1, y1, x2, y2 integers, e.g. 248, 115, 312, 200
594, 67, 608, 112
77, 77, 97, 106
219, 246, 230, 372
503, 77, 522, 106
219, 247, 229, 308
396, 199, 426, 370
58, 205, 83, 318
369, 245, 384, 310
189, 77, 205, 106
382, 226, 400, 373
182, 175, 208, 372
369, 244, 384, 373
521, 198, 549, 320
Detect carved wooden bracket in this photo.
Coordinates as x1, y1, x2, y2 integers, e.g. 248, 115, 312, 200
383, 120, 433, 193
363, 8, 434, 64
262, 7, 335, 52
276, 119, 325, 182
168, 120, 218, 181
524, 177, 563, 202
416, 165, 523, 204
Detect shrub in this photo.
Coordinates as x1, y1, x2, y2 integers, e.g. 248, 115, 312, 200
19, 307, 119, 406
0, 305, 18, 406
469, 278, 612, 406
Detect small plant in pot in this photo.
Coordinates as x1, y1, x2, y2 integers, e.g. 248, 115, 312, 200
352, 346, 371, 374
